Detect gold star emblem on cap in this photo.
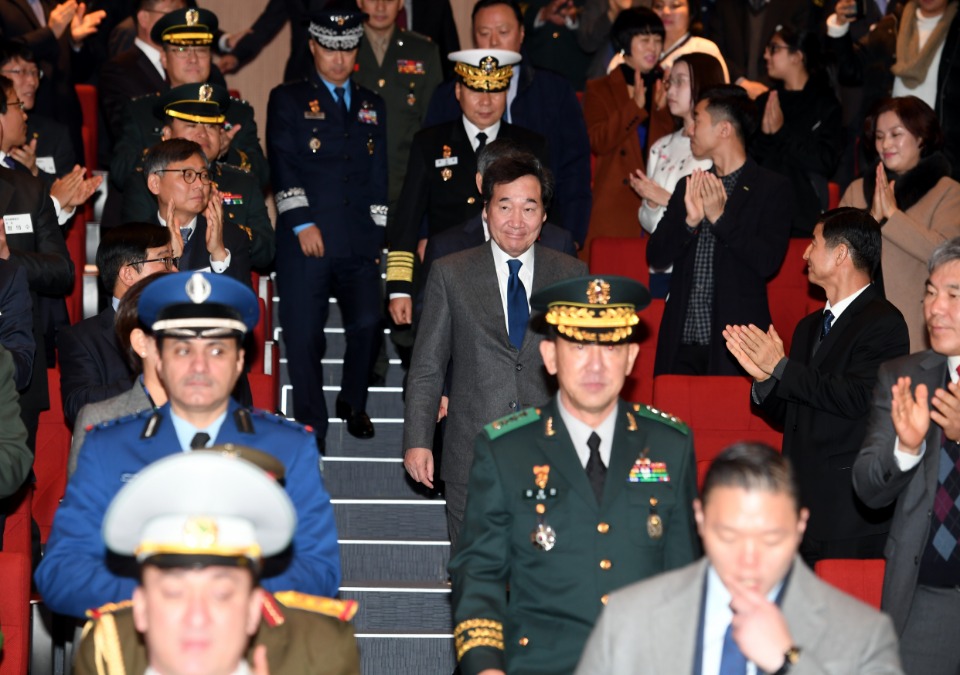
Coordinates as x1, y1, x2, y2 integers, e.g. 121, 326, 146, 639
185, 272, 212, 304
336, 15, 346, 25
480, 55, 499, 73
586, 279, 611, 305
182, 517, 218, 549
185, 8, 198, 25
198, 84, 213, 102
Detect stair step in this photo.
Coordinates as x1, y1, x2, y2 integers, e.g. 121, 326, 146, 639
323, 358, 406, 388
323, 386, 405, 418
275, 327, 402, 362
341, 582, 451, 632
326, 420, 406, 458
339, 541, 450, 582
355, 633, 456, 675
333, 500, 447, 540
324, 457, 427, 499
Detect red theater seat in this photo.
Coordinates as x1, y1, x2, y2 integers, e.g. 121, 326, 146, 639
814, 558, 885, 610
621, 299, 664, 404
588, 236, 650, 288
34, 369, 71, 543
652, 375, 783, 487
0, 551, 30, 675
768, 238, 826, 353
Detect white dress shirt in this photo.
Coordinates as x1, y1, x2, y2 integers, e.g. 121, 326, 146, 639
462, 116, 501, 152
556, 393, 617, 468
135, 37, 166, 80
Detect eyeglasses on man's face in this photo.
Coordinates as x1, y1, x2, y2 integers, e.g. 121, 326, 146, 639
165, 45, 211, 59
126, 256, 180, 271
155, 168, 213, 185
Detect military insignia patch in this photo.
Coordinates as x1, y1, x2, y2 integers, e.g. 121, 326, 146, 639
357, 106, 378, 124
396, 59, 426, 74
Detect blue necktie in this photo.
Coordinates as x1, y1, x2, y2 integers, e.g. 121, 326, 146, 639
820, 309, 835, 341
180, 226, 192, 244
2, 156, 15, 169
718, 622, 747, 675
507, 259, 528, 350
335, 86, 348, 120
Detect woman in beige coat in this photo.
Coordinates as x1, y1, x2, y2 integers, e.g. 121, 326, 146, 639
840, 96, 960, 349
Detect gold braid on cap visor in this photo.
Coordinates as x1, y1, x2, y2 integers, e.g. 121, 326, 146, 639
453, 61, 513, 91
161, 28, 214, 45
545, 303, 639, 343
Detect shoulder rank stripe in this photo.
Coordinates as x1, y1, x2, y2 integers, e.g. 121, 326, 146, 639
274, 591, 358, 621
484, 408, 540, 440
275, 188, 309, 214
454, 618, 504, 660
261, 592, 286, 627
633, 403, 690, 434
86, 599, 134, 620
386, 251, 415, 283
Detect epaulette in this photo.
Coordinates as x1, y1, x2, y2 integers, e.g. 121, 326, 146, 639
86, 408, 152, 435
234, 407, 255, 434
249, 409, 313, 434
235, 148, 251, 173
273, 591, 358, 621
633, 403, 690, 435
85, 599, 133, 620
140, 411, 163, 439
230, 95, 250, 105
130, 92, 158, 103
483, 407, 540, 440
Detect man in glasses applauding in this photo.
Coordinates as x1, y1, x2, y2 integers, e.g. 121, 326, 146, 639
143, 138, 252, 286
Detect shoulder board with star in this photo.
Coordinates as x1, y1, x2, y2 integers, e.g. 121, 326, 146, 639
85, 599, 133, 620
249, 408, 314, 435
229, 95, 251, 106
483, 407, 541, 440
86, 408, 154, 435
273, 591, 358, 622
633, 403, 690, 435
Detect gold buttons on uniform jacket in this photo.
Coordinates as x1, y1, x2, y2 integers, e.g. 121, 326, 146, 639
467, 196, 476, 204
519, 637, 529, 647
378, 78, 386, 87
599, 559, 612, 570
601, 594, 609, 605
597, 522, 610, 534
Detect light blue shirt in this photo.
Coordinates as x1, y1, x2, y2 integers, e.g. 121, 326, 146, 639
170, 408, 228, 452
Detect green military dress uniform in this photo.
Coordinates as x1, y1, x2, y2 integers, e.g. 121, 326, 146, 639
450, 397, 700, 675
110, 92, 269, 192
73, 592, 361, 675
121, 160, 275, 271
354, 28, 442, 209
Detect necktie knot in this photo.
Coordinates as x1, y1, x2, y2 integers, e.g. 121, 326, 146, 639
507, 258, 522, 277
820, 309, 835, 340
476, 131, 488, 151
190, 432, 211, 449
334, 86, 346, 101
2, 156, 15, 169
180, 226, 192, 244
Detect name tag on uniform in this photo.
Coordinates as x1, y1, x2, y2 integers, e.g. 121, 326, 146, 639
36, 156, 55, 174
304, 111, 325, 120
4, 213, 33, 234
435, 157, 458, 168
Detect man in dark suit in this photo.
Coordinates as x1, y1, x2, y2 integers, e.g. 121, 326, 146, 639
450, 275, 699, 674
0, 159, 73, 451
424, 0, 592, 248
97, 0, 186, 164
724, 208, 910, 564
267, 10, 388, 447
57, 222, 174, 429
386, 48, 547, 326
854, 236, 960, 674
403, 152, 587, 549
648, 85, 793, 376
142, 138, 251, 286
0, 258, 34, 391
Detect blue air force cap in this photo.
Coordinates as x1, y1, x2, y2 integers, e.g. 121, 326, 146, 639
138, 271, 259, 337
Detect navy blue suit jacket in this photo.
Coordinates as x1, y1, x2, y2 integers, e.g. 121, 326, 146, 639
0, 259, 34, 391
425, 63, 592, 246
56, 306, 133, 430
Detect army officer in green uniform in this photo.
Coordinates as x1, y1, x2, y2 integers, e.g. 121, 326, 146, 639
121, 83, 275, 272
74, 447, 360, 675
353, 0, 442, 209
450, 275, 700, 675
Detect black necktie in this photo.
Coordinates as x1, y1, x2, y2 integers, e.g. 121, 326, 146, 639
506, 259, 528, 350
476, 131, 487, 153
820, 309, 835, 341
190, 432, 210, 449
585, 432, 605, 504
334, 86, 348, 120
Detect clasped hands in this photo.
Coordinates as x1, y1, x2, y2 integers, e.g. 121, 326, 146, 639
722, 324, 785, 381
684, 169, 727, 227
870, 163, 898, 222
891, 376, 960, 455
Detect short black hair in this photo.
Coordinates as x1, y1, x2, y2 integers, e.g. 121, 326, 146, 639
115, 272, 165, 373
697, 84, 757, 146
769, 25, 823, 77
818, 207, 882, 276
481, 155, 554, 210
701, 442, 800, 514
476, 138, 538, 176
97, 222, 172, 294
0, 74, 13, 114
143, 138, 208, 177
471, 0, 523, 26
0, 39, 34, 68
611, 7, 665, 54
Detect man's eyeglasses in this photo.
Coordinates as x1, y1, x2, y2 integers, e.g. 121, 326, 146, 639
1, 68, 41, 80
126, 257, 180, 271
155, 168, 213, 185
5, 99, 24, 111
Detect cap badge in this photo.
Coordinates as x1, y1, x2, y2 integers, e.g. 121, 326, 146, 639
185, 272, 212, 304
335, 14, 346, 25
480, 55, 499, 73
586, 279, 611, 305
198, 84, 213, 102
182, 517, 218, 548
185, 8, 198, 25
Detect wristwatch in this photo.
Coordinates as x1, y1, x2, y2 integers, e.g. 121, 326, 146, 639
771, 646, 802, 675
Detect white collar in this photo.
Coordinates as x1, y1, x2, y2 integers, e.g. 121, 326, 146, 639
823, 283, 871, 322
157, 211, 198, 232
462, 115, 501, 146
135, 37, 165, 79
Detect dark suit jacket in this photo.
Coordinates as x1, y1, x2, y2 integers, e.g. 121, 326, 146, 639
757, 285, 909, 545
386, 120, 548, 296
647, 158, 793, 376
1, 167, 74, 414
28, 113, 76, 181
98, 46, 166, 146
854, 350, 958, 634
425, 64, 592, 246
403, 242, 587, 487
0, 259, 34, 390
56, 306, 134, 430
149, 213, 252, 287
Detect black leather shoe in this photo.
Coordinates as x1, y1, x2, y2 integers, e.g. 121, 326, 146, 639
336, 398, 375, 439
